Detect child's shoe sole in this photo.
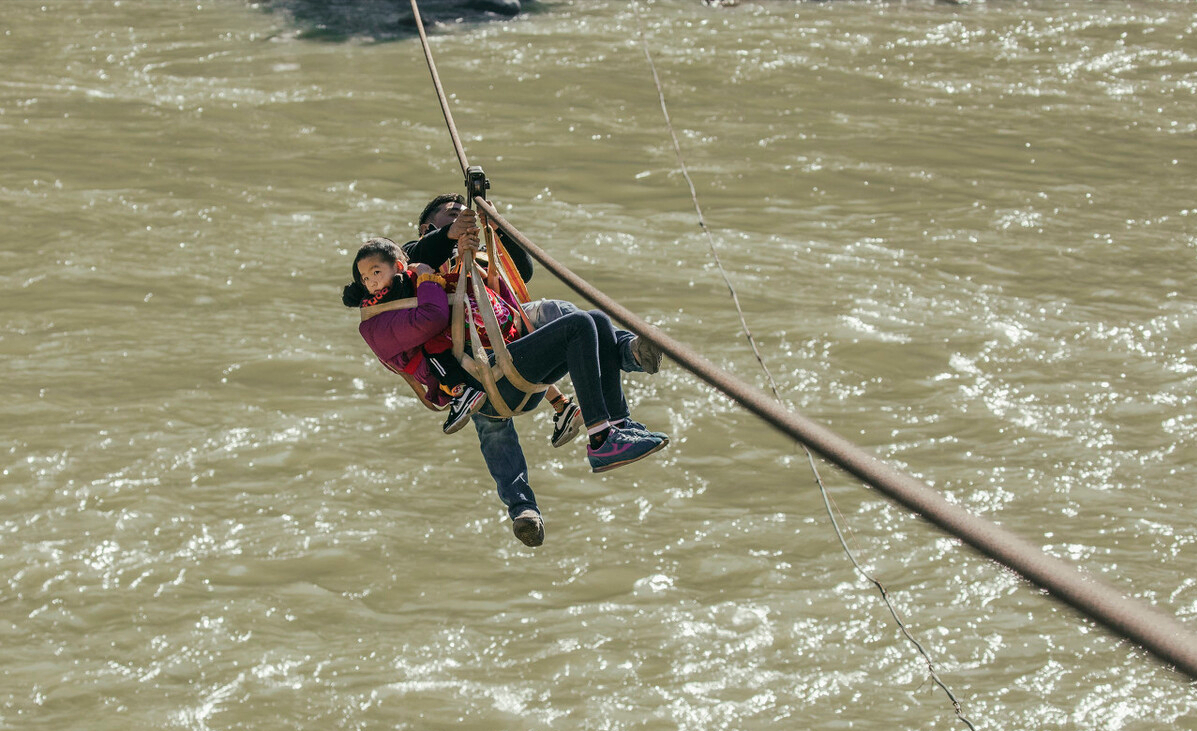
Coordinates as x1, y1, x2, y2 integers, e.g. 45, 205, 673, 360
551, 401, 583, 448
443, 390, 487, 435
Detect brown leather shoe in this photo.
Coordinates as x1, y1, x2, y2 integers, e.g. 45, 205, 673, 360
512, 509, 544, 547
630, 335, 663, 374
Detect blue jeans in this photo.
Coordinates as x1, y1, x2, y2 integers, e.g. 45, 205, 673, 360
472, 414, 538, 521
470, 299, 641, 520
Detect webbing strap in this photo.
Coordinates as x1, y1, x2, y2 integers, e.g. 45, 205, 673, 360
450, 249, 547, 418
464, 257, 546, 396
478, 218, 536, 333
484, 225, 501, 293
359, 297, 419, 321
488, 225, 531, 303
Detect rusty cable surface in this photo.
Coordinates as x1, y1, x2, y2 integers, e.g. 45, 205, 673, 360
405, 0, 1197, 681
475, 197, 1197, 681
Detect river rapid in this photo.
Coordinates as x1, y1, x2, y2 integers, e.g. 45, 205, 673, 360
1, 0, 1195, 729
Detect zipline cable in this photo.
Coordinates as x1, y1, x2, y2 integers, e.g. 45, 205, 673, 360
629, 3, 976, 726
404, 0, 1197, 682
409, 0, 470, 176
475, 198, 1197, 682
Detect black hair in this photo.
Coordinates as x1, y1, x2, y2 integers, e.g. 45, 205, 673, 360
341, 237, 408, 307
418, 193, 466, 231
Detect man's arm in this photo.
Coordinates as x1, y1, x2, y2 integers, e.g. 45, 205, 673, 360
403, 227, 456, 269
404, 209, 482, 269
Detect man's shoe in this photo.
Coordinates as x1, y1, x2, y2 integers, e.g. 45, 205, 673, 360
587, 427, 666, 474
630, 335, 663, 375
443, 387, 486, 435
512, 509, 544, 547
551, 399, 583, 448
620, 418, 669, 446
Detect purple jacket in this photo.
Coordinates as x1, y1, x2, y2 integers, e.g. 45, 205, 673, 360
359, 280, 453, 409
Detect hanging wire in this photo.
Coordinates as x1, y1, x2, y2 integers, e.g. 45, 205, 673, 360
628, 2, 978, 727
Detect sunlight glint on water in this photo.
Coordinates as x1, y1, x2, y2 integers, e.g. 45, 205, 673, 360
0, 1, 1194, 729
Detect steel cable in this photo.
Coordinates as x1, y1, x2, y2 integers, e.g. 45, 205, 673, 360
406, 0, 1197, 682
408, 0, 471, 176
475, 199, 1197, 681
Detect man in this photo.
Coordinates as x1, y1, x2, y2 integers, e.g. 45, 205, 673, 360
402, 193, 663, 547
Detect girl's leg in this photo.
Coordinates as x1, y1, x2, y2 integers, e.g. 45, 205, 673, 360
588, 310, 629, 423
504, 312, 611, 427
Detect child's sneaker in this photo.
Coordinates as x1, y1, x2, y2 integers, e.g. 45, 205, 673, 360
443, 386, 486, 434
620, 418, 669, 446
587, 427, 667, 473
551, 399, 582, 448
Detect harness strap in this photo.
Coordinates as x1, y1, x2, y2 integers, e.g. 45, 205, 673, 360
485, 222, 531, 304
465, 256, 544, 395
360, 297, 419, 321
480, 218, 542, 341
451, 248, 548, 418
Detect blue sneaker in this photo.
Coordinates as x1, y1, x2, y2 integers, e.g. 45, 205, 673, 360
619, 418, 669, 446
587, 427, 666, 474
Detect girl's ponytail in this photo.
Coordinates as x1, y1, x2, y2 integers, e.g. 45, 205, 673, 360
342, 281, 369, 307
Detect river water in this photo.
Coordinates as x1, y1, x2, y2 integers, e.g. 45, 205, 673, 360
2, 0, 1194, 728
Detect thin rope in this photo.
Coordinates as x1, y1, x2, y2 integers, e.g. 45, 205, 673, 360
630, 1, 778, 399
629, 3, 978, 726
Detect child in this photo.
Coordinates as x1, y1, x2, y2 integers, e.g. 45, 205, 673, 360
344, 235, 669, 548
342, 237, 486, 434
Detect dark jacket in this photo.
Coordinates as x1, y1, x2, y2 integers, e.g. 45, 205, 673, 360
402, 226, 533, 283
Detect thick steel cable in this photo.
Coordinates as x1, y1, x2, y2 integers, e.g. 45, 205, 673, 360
630, 4, 976, 726
475, 198, 1197, 681
403, 0, 1197, 682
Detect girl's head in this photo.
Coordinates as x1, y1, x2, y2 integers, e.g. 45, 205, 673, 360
342, 237, 408, 307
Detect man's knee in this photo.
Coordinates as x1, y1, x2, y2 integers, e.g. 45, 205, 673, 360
524, 298, 579, 328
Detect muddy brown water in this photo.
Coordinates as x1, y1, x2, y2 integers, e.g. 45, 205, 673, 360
2, 1, 1194, 728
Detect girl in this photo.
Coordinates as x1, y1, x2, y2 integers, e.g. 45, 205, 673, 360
343, 236, 669, 474
342, 237, 485, 434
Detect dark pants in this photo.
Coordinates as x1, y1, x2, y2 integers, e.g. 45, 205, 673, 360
469, 301, 641, 521
472, 309, 630, 429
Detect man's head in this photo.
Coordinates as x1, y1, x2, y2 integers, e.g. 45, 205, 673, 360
418, 193, 467, 236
